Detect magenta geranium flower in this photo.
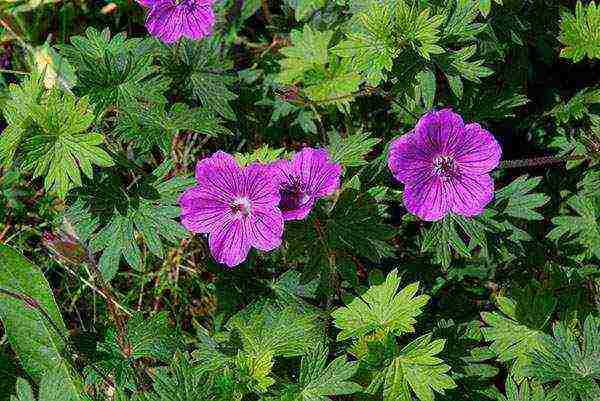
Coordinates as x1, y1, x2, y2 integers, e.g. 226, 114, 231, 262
179, 152, 284, 267
268, 148, 342, 221
139, 0, 215, 44
388, 109, 502, 221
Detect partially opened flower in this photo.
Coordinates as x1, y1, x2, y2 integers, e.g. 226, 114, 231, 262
140, 0, 215, 44
388, 109, 502, 221
268, 148, 342, 221
179, 152, 284, 267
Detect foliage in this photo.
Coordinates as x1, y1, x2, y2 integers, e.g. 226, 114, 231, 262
0, 73, 113, 198
0, 245, 83, 398
481, 294, 553, 378
59, 27, 170, 113
332, 270, 429, 340
66, 160, 193, 281
559, 1, 600, 62
527, 316, 600, 401
1, 0, 600, 400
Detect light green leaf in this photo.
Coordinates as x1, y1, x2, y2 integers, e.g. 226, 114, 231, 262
296, 345, 362, 401
278, 26, 333, 84
559, 1, 600, 62
416, 67, 436, 109
481, 296, 548, 377
375, 333, 456, 401
332, 270, 429, 340
327, 131, 380, 167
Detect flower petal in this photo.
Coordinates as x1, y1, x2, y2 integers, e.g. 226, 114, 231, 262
248, 208, 284, 251
267, 159, 293, 187
403, 175, 449, 221
447, 174, 495, 217
454, 123, 502, 174
281, 199, 314, 221
414, 108, 465, 156
242, 163, 280, 209
137, 0, 160, 7
179, 187, 231, 233
291, 148, 342, 198
183, 2, 215, 39
388, 131, 434, 184
147, 4, 186, 44
208, 218, 251, 268
194, 151, 242, 203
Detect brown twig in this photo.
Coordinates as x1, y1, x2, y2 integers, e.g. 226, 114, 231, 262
500, 154, 588, 169
261, 0, 273, 24
83, 247, 131, 357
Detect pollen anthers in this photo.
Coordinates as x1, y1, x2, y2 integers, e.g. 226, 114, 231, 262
230, 197, 252, 217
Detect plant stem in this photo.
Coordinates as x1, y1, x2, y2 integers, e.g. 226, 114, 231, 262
500, 154, 587, 169
0, 68, 29, 75
83, 247, 131, 357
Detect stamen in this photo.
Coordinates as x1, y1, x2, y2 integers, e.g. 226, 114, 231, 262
433, 155, 459, 178
231, 197, 252, 217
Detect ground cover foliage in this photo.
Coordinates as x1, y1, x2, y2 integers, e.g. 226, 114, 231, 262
0, 0, 599, 400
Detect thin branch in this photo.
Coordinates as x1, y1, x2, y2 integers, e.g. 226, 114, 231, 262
500, 154, 588, 169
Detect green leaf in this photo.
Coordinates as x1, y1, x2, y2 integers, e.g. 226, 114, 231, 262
235, 145, 288, 166
0, 245, 83, 398
235, 350, 276, 393
278, 26, 333, 85
494, 175, 550, 221
115, 102, 230, 155
327, 131, 380, 167
159, 38, 238, 120
271, 269, 319, 301
285, 0, 326, 21
333, 1, 444, 85
481, 296, 548, 377
479, 0, 491, 17
421, 214, 484, 268
327, 189, 395, 261
60, 27, 170, 112
227, 300, 324, 358
547, 194, 600, 260
527, 315, 600, 401
559, 1, 600, 62
373, 333, 456, 401
0, 75, 113, 198
66, 160, 192, 280
549, 87, 600, 124
416, 67, 436, 109
331, 3, 399, 85
126, 312, 183, 361
146, 353, 214, 401
332, 270, 429, 340
295, 344, 362, 400
241, 0, 261, 20
496, 377, 551, 401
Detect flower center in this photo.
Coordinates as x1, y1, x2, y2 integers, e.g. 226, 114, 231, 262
433, 155, 459, 178
280, 184, 309, 211
230, 197, 252, 217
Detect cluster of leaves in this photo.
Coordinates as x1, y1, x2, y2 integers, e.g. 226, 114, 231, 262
1, 0, 600, 400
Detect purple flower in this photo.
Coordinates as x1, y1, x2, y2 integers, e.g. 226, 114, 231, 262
179, 152, 284, 267
388, 109, 502, 221
268, 148, 342, 221
139, 0, 215, 44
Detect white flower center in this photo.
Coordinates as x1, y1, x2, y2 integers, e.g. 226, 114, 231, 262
231, 197, 252, 217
